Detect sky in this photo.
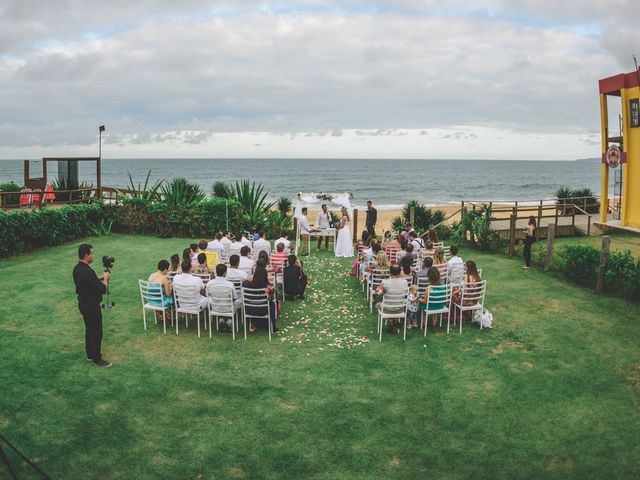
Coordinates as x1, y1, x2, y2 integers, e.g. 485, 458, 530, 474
0, 0, 638, 160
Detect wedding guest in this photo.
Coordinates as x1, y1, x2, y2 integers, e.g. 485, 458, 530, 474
373, 248, 390, 269
197, 240, 208, 253
426, 230, 439, 250
253, 230, 272, 258
230, 233, 245, 257
409, 231, 425, 254
173, 260, 208, 309
418, 266, 446, 329
284, 254, 307, 300
298, 207, 311, 256
169, 253, 180, 273
226, 254, 248, 286
432, 246, 446, 265
271, 243, 288, 272
257, 250, 271, 267
447, 245, 464, 284
381, 231, 393, 249
452, 260, 482, 323
242, 263, 278, 333
376, 265, 408, 333
239, 246, 255, 275
240, 231, 253, 250
523, 216, 536, 270
406, 284, 419, 329
399, 256, 413, 277
206, 263, 241, 332
316, 204, 333, 250
207, 232, 224, 251
147, 259, 173, 315
183, 247, 195, 268
416, 257, 434, 278
274, 231, 292, 253
193, 253, 212, 275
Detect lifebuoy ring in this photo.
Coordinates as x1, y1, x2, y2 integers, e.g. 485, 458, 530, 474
606, 145, 621, 168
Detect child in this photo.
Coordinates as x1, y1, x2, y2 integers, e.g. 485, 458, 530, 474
406, 284, 419, 329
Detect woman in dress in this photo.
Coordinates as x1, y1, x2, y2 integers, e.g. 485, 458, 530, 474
522, 216, 536, 270
335, 207, 353, 257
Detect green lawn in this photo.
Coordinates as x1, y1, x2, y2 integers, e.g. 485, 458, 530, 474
0, 234, 639, 479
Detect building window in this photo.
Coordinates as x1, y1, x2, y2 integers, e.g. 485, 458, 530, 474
631, 98, 640, 128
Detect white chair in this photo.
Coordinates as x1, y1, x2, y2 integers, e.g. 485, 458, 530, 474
369, 268, 390, 313
377, 290, 409, 341
206, 284, 242, 340
416, 276, 430, 297
241, 287, 274, 341
138, 280, 172, 334
173, 284, 207, 337
166, 271, 178, 282
271, 257, 287, 301
193, 272, 211, 285
422, 284, 454, 336
451, 280, 487, 333
443, 246, 451, 261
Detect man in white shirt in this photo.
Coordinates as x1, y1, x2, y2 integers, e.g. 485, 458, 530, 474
409, 231, 425, 255
316, 204, 333, 251
375, 265, 409, 332
238, 246, 255, 275
297, 207, 311, 256
274, 231, 292, 253
229, 231, 246, 257
240, 232, 252, 250
253, 231, 272, 258
206, 264, 241, 330
207, 233, 225, 252
173, 260, 208, 309
225, 254, 248, 295
446, 245, 464, 284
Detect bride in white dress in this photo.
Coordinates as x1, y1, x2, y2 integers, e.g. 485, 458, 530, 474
334, 207, 354, 257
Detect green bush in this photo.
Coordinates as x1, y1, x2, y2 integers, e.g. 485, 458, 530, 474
603, 250, 640, 300
557, 245, 600, 287
0, 181, 22, 206
0, 203, 104, 257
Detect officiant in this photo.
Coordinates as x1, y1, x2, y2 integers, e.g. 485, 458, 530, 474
316, 204, 333, 250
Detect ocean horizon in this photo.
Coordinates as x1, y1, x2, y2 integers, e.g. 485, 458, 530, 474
0, 157, 608, 209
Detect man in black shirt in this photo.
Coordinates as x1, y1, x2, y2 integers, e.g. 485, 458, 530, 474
72, 243, 111, 367
366, 200, 377, 238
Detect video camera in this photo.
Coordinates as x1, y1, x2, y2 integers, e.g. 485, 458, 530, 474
102, 255, 115, 272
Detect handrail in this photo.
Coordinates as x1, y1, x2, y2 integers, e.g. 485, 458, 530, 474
420, 208, 462, 238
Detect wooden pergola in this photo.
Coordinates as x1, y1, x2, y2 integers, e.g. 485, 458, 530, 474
24, 156, 101, 198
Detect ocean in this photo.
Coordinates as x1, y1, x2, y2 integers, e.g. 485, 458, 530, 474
0, 158, 608, 209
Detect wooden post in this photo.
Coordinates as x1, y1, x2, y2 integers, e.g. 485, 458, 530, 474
353, 208, 358, 244
554, 204, 559, 229
409, 206, 415, 226
460, 201, 465, 221
536, 204, 542, 241
508, 213, 517, 256
544, 224, 555, 271
596, 236, 610, 291
571, 209, 576, 236
587, 215, 592, 236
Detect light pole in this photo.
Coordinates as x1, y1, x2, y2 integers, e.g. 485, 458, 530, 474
98, 125, 105, 198
98, 125, 105, 158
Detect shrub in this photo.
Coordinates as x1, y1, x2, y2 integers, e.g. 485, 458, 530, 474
212, 181, 232, 199
557, 245, 600, 287
0, 181, 22, 206
400, 200, 445, 233
603, 250, 640, 299
161, 178, 206, 204
230, 180, 274, 227
0, 202, 104, 257
277, 196, 292, 216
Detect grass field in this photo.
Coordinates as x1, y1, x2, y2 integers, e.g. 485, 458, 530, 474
1, 234, 639, 479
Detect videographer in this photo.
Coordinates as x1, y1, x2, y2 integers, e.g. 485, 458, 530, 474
72, 243, 112, 367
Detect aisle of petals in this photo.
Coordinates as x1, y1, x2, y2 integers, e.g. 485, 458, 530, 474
278, 252, 372, 349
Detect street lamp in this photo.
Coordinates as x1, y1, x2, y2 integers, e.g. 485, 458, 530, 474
98, 125, 105, 158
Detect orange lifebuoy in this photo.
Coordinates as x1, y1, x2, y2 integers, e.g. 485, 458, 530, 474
606, 145, 621, 168
44, 183, 55, 202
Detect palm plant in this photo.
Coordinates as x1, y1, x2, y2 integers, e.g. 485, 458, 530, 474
277, 196, 292, 216
212, 181, 231, 199
264, 210, 293, 238
230, 180, 275, 227
555, 186, 572, 214
571, 187, 600, 213
115, 170, 163, 202
161, 178, 206, 204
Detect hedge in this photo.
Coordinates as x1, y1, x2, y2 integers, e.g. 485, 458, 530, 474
0, 198, 245, 258
0, 203, 104, 257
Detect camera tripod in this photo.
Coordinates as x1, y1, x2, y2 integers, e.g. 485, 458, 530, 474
101, 267, 115, 309
0, 433, 51, 479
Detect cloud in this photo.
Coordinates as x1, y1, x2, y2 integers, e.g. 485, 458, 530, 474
0, 1, 636, 156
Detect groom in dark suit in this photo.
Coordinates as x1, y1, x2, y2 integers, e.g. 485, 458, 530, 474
366, 200, 377, 238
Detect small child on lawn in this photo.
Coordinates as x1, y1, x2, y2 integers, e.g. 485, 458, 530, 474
406, 284, 419, 329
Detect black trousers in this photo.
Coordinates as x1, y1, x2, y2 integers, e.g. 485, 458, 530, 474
523, 236, 535, 267
285, 276, 308, 297
79, 303, 103, 362
366, 223, 376, 238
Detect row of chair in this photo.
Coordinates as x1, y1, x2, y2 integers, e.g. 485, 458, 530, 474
139, 280, 277, 340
